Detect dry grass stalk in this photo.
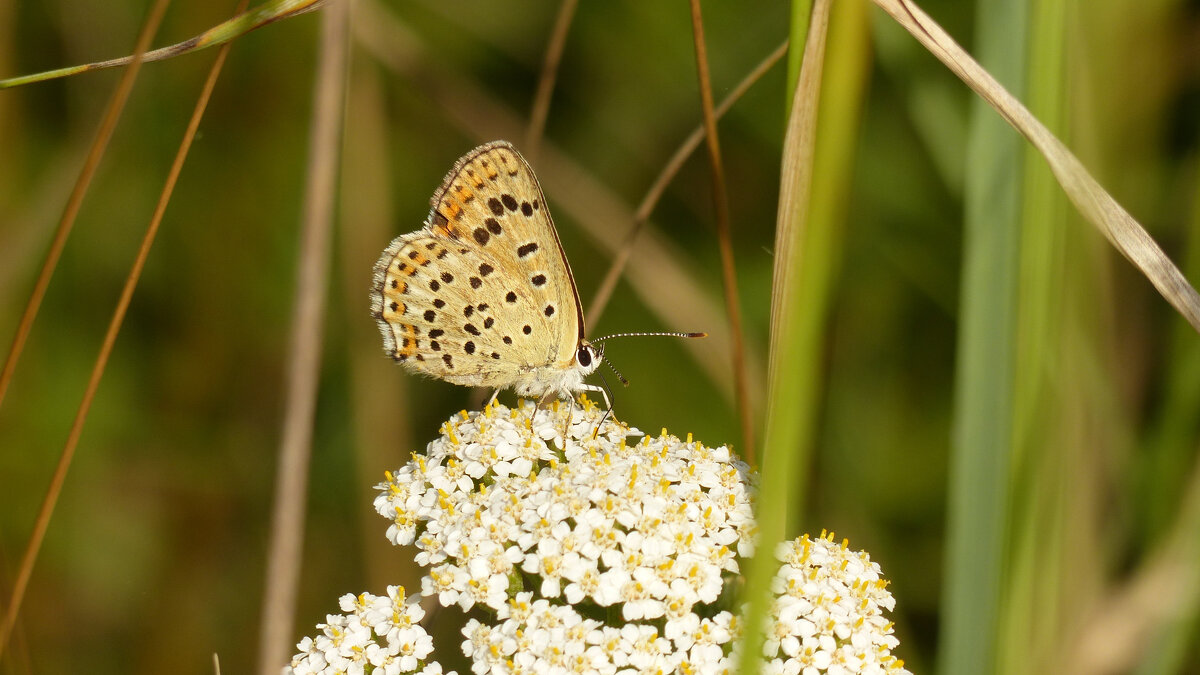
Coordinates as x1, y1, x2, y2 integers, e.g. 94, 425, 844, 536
254, 1, 350, 672
524, 0, 579, 160
874, 0, 1200, 331
0, 0, 172, 658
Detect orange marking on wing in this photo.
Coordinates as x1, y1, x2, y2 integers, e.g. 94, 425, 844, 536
456, 185, 474, 202
398, 323, 419, 357
444, 201, 462, 220
465, 167, 485, 188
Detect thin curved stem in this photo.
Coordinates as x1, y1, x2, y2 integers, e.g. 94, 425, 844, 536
688, 0, 755, 457
587, 40, 787, 326
0, 0, 237, 658
524, 0, 578, 160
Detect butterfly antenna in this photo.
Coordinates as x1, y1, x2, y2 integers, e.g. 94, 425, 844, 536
590, 332, 701, 402
592, 331, 707, 342
606, 358, 630, 387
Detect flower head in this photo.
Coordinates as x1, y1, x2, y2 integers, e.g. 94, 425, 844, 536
374, 399, 756, 622
288, 401, 910, 675
286, 586, 437, 675
761, 532, 909, 674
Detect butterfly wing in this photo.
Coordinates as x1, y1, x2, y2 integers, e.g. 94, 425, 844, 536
370, 141, 584, 391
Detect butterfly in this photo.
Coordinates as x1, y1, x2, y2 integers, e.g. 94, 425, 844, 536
369, 140, 702, 405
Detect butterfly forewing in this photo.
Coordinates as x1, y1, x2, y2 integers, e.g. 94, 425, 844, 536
370, 141, 583, 389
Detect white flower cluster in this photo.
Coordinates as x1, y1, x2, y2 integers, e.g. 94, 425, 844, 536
763, 533, 909, 675
374, 399, 756, 626
286, 401, 911, 675
286, 585, 444, 675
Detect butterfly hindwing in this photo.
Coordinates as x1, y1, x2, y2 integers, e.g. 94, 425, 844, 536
370, 141, 583, 390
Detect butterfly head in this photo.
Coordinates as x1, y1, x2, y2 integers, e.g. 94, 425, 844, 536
573, 340, 604, 378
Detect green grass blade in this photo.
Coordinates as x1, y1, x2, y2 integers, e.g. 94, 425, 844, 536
784, 0, 814, 109
741, 0, 871, 671
1001, 0, 1072, 672
738, 0, 822, 671
938, 0, 1027, 672
0, 0, 322, 89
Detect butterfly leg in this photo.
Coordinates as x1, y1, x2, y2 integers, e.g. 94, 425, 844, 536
577, 384, 611, 413
575, 384, 612, 439
487, 389, 502, 407
558, 395, 576, 447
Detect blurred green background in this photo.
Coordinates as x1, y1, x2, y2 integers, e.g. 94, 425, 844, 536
1, 0, 1198, 673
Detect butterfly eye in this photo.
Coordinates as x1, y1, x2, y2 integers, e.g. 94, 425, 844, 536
576, 346, 593, 368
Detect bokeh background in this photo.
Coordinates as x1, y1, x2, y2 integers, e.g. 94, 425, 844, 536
1, 0, 1198, 673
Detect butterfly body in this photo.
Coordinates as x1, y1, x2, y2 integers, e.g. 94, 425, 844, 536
370, 141, 602, 400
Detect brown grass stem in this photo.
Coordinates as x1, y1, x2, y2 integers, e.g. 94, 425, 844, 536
524, 0, 578, 160
0, 0, 235, 659
0, 0, 170, 657
0, 1, 168, 419
587, 39, 787, 325
255, 1, 350, 672
687, 0, 755, 457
